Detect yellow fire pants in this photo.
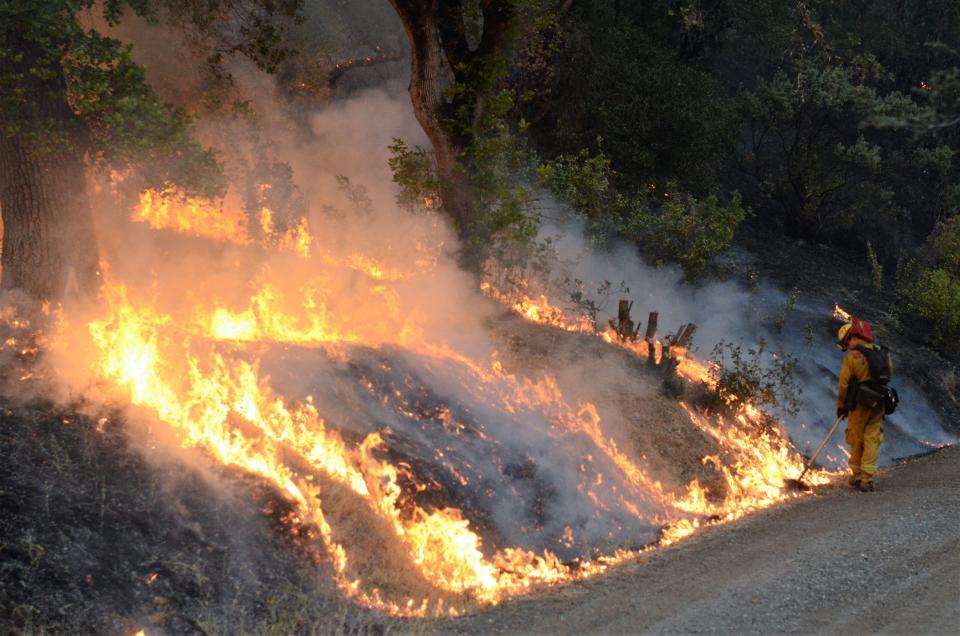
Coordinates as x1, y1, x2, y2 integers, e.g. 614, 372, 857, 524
845, 406, 885, 483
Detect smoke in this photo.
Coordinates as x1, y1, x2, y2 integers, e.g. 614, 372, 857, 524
527, 214, 958, 468
46, 15, 670, 574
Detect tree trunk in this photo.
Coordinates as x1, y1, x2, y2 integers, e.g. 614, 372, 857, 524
389, 0, 515, 253
388, 1, 471, 225
0, 131, 100, 301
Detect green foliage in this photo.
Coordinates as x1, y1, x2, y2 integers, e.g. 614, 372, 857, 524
538, 149, 744, 278
161, 0, 305, 75
709, 339, 802, 419
871, 60, 960, 133
387, 138, 441, 212
390, 113, 542, 267
535, 10, 737, 192
66, 33, 224, 196
537, 147, 611, 219
772, 287, 801, 333
0, 0, 226, 197
911, 268, 960, 350
896, 216, 960, 351
739, 53, 910, 239
459, 94, 543, 257
510, 0, 960, 279
635, 188, 745, 280
933, 216, 960, 276
537, 147, 632, 244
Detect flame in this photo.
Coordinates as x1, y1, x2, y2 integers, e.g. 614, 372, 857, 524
133, 189, 313, 258
834, 304, 852, 322
134, 190, 251, 244
51, 186, 835, 618
479, 281, 595, 333
481, 281, 835, 540
85, 278, 660, 614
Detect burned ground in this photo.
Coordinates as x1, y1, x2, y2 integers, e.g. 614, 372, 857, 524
0, 309, 726, 634
0, 277, 953, 633
0, 397, 387, 635
492, 314, 732, 504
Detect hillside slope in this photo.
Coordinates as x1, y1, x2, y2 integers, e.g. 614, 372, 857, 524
0, 398, 384, 635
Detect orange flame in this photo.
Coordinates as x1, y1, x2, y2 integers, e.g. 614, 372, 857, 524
133, 189, 313, 258
133, 190, 251, 244
481, 282, 834, 542
55, 186, 836, 618
86, 279, 663, 614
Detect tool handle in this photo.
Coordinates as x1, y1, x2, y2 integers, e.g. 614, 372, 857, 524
798, 415, 845, 481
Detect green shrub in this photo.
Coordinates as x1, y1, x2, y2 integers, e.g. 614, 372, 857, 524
933, 216, 960, 277
636, 187, 745, 280
708, 339, 802, 420
540, 151, 745, 279
912, 267, 960, 350
772, 287, 801, 333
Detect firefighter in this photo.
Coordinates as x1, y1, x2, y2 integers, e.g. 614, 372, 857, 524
835, 318, 892, 492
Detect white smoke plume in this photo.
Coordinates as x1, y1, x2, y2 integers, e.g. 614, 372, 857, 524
528, 213, 957, 467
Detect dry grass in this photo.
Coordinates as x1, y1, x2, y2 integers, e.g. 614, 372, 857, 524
0, 396, 392, 635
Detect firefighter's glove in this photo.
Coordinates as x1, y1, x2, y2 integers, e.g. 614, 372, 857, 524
837, 407, 848, 419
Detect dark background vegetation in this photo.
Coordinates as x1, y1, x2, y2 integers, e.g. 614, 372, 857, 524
2, 0, 958, 350
381, 0, 960, 359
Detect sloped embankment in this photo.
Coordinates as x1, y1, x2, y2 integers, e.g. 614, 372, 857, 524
0, 398, 385, 635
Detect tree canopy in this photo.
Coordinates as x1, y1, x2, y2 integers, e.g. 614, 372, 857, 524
0, 0, 227, 196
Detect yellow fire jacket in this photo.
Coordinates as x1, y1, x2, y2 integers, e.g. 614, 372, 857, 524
836, 343, 894, 409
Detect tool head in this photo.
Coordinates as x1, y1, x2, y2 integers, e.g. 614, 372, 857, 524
783, 477, 812, 492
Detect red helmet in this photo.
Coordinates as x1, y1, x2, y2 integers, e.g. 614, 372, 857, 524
849, 317, 874, 342
837, 317, 874, 350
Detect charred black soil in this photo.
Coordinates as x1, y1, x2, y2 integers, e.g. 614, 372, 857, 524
0, 397, 386, 635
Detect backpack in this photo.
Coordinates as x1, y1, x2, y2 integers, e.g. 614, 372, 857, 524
854, 345, 899, 414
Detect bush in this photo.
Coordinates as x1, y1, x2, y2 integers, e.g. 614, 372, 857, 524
933, 216, 960, 277
634, 187, 745, 280
540, 151, 745, 279
708, 339, 802, 419
911, 267, 960, 350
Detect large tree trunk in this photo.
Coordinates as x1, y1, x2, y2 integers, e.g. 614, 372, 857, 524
389, 0, 515, 255
388, 0, 474, 230
0, 131, 100, 301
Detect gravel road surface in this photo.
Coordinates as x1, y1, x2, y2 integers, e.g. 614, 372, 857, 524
441, 445, 960, 635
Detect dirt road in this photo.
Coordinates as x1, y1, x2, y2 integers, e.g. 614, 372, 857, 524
442, 445, 960, 635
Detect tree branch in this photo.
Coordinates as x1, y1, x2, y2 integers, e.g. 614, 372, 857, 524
437, 0, 470, 71
327, 50, 404, 89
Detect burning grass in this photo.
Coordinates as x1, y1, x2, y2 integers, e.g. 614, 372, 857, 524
0, 397, 389, 635
5, 186, 838, 623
